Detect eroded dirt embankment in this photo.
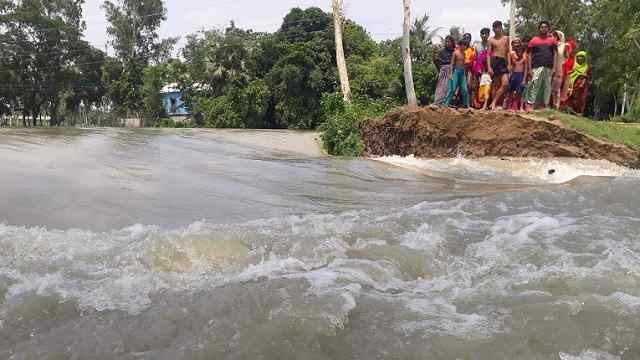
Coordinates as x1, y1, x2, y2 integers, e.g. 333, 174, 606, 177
362, 107, 640, 169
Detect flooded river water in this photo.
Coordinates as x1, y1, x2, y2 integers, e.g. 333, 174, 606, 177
1, 128, 639, 359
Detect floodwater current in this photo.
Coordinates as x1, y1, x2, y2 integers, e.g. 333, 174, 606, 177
1, 128, 639, 359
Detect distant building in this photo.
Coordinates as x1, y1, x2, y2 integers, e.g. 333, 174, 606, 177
160, 84, 191, 120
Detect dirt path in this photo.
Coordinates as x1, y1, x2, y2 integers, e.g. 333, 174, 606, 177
362, 106, 640, 168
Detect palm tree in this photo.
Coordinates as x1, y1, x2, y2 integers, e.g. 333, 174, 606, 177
411, 14, 441, 46
332, 0, 352, 103
402, 0, 417, 107
448, 26, 464, 42
411, 14, 441, 62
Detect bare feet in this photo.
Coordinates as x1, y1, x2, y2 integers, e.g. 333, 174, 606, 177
523, 103, 534, 113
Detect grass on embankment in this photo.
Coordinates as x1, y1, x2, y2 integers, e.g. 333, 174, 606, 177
534, 110, 640, 150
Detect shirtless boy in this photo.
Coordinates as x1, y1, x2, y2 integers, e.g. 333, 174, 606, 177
487, 20, 510, 110
462, 33, 477, 101
506, 38, 528, 111
443, 39, 471, 108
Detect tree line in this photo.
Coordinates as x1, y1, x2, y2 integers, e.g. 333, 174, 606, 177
0, 0, 638, 128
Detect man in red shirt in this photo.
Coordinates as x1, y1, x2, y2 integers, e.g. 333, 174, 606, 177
523, 21, 558, 112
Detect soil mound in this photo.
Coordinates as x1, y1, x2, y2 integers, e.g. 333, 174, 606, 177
362, 107, 640, 168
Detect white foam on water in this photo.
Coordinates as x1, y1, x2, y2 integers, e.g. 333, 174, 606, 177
374, 155, 640, 184
559, 350, 622, 360
1, 178, 640, 357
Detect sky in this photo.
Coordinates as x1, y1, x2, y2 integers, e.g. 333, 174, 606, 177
82, 0, 508, 54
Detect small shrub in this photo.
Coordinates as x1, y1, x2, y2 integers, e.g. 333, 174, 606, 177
156, 118, 190, 128
196, 96, 245, 128
320, 92, 397, 156
622, 102, 640, 123
157, 118, 176, 127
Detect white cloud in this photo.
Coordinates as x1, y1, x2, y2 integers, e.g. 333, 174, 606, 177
83, 0, 508, 54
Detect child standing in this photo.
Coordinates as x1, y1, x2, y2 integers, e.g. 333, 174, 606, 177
463, 33, 477, 101
473, 28, 491, 108
478, 70, 492, 110
444, 39, 471, 108
506, 38, 528, 111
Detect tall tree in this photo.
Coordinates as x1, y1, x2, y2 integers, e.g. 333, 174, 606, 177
411, 14, 439, 61
587, 0, 640, 117
0, 0, 88, 126
141, 64, 166, 125
65, 41, 107, 114
332, 0, 352, 103
503, 0, 588, 39
102, 0, 176, 116
402, 0, 417, 107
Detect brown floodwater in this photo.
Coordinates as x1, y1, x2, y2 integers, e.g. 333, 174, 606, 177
0, 128, 639, 359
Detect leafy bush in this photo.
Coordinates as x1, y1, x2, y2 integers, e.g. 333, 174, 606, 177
142, 65, 167, 125
157, 118, 174, 127
348, 55, 404, 101
320, 92, 398, 156
193, 81, 271, 128
610, 100, 640, 123
267, 45, 335, 129
197, 96, 245, 128
621, 100, 640, 123
157, 118, 189, 128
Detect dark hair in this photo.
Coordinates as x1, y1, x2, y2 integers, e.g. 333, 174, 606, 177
538, 21, 551, 29
463, 33, 472, 38
481, 28, 491, 35
445, 35, 455, 44
493, 21, 503, 29
458, 39, 469, 47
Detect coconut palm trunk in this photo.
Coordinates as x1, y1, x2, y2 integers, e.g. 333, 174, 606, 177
332, 0, 352, 103
509, 0, 517, 53
402, 0, 417, 107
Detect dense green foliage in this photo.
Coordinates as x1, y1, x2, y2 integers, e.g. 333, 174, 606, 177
320, 93, 398, 156
103, 0, 177, 117
0, 0, 100, 126
173, 8, 427, 130
156, 117, 188, 128
141, 65, 166, 125
613, 102, 640, 124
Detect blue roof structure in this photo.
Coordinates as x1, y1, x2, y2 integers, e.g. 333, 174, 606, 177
161, 84, 191, 116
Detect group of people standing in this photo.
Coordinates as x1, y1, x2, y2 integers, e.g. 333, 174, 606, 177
433, 20, 591, 115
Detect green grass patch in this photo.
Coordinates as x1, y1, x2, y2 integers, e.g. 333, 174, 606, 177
534, 110, 640, 150
319, 93, 399, 156
156, 118, 190, 128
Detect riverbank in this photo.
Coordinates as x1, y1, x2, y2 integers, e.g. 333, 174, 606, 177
361, 107, 640, 169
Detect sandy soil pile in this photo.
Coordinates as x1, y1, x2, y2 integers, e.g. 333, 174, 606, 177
362, 107, 640, 168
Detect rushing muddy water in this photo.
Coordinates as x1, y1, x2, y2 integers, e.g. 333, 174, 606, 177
1, 128, 640, 359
